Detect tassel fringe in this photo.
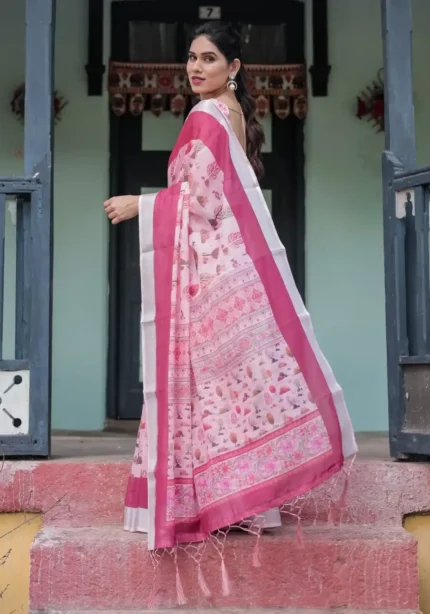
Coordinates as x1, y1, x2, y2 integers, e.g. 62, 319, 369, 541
252, 535, 261, 568
197, 564, 212, 598
296, 516, 304, 548
174, 550, 187, 607
338, 475, 349, 510
221, 558, 231, 596
175, 562, 187, 605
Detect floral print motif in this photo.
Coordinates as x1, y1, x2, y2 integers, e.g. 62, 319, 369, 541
130, 101, 332, 523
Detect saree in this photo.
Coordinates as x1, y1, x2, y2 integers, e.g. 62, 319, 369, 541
124, 99, 357, 556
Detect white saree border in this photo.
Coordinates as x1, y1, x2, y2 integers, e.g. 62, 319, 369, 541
137, 191, 158, 550
195, 99, 358, 460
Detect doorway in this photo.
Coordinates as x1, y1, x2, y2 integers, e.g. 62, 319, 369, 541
107, 0, 306, 420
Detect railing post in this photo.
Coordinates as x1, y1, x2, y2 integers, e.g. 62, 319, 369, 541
381, 0, 417, 458
381, 0, 416, 169
23, 0, 56, 455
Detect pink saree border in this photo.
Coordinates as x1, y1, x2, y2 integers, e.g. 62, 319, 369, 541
153, 182, 182, 548
147, 107, 346, 549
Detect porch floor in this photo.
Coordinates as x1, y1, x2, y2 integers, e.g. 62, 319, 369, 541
49, 428, 390, 461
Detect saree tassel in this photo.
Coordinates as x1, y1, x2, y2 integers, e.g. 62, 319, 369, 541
338, 475, 349, 510
252, 535, 262, 568
175, 563, 187, 605
327, 500, 335, 525
220, 558, 231, 596
147, 586, 155, 610
296, 517, 304, 548
197, 564, 212, 598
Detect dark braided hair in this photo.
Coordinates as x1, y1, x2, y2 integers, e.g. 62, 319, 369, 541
191, 21, 265, 179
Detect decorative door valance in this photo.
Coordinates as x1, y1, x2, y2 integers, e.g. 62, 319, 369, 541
108, 61, 307, 120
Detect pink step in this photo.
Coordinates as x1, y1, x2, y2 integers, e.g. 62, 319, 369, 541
29, 525, 418, 611
2, 459, 430, 527
28, 610, 422, 614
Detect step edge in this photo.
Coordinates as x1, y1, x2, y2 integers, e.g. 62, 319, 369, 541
31, 523, 415, 546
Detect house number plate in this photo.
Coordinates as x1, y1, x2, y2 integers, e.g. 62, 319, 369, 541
199, 6, 221, 19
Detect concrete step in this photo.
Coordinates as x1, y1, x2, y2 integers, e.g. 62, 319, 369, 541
29, 525, 419, 612
3, 458, 430, 527
29, 610, 422, 614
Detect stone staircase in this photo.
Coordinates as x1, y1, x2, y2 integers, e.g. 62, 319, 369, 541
2, 450, 426, 613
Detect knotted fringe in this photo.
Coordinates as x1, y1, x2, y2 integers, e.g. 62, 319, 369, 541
338, 474, 349, 510
252, 533, 261, 568
327, 500, 335, 525
221, 557, 231, 596
328, 467, 350, 525
174, 550, 187, 606
146, 455, 356, 608
296, 516, 304, 548
197, 564, 212, 598
147, 552, 158, 610
147, 586, 155, 611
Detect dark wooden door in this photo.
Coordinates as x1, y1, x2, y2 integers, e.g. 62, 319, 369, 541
108, 0, 305, 420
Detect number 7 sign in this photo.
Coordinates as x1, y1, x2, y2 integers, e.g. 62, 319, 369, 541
199, 6, 222, 19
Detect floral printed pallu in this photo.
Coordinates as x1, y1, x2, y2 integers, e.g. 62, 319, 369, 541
124, 99, 357, 554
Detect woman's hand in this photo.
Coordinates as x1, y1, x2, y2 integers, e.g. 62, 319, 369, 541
104, 194, 139, 225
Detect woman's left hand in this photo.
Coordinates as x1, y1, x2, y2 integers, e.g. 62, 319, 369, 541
104, 194, 139, 224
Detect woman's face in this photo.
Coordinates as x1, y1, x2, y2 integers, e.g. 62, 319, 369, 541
187, 35, 239, 98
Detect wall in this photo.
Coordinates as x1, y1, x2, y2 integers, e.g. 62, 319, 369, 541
405, 515, 430, 614
0, 0, 109, 430
305, 0, 430, 431
0, 513, 42, 612
0, 0, 429, 432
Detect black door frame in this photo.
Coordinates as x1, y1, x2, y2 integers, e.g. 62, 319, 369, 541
106, 0, 306, 420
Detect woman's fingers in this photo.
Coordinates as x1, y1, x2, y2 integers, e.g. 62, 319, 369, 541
104, 196, 136, 224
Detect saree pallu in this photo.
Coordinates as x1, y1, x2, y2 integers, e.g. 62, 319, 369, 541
124, 99, 357, 553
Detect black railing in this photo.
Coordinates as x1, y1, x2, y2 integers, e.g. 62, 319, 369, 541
383, 153, 430, 458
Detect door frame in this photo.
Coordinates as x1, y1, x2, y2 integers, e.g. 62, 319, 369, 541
106, 0, 306, 420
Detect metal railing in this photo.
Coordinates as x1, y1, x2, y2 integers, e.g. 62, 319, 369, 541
0, 177, 50, 456
383, 152, 430, 457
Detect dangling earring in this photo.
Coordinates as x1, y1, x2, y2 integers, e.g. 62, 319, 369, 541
228, 75, 237, 91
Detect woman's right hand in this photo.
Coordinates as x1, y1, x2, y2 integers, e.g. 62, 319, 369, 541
104, 194, 139, 225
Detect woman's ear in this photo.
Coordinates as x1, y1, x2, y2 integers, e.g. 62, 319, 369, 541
230, 58, 241, 78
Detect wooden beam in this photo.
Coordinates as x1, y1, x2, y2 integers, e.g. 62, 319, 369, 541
309, 0, 331, 96
85, 0, 105, 96
381, 0, 416, 169
24, 0, 56, 456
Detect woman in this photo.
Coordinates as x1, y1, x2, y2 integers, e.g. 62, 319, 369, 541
105, 19, 356, 575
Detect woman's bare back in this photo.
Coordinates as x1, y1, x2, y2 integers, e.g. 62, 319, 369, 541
228, 105, 246, 152
216, 95, 246, 152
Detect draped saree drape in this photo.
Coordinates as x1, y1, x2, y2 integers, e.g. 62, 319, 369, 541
124, 98, 357, 552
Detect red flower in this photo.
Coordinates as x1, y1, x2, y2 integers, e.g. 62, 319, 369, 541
356, 96, 368, 119
371, 96, 384, 119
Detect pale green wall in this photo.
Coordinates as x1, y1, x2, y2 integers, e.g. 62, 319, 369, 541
0, 0, 109, 430
305, 0, 430, 432
0, 0, 429, 432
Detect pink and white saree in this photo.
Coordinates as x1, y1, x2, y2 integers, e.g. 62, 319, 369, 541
124, 99, 357, 553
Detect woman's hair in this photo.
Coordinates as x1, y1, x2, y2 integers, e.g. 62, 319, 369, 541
191, 21, 265, 179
